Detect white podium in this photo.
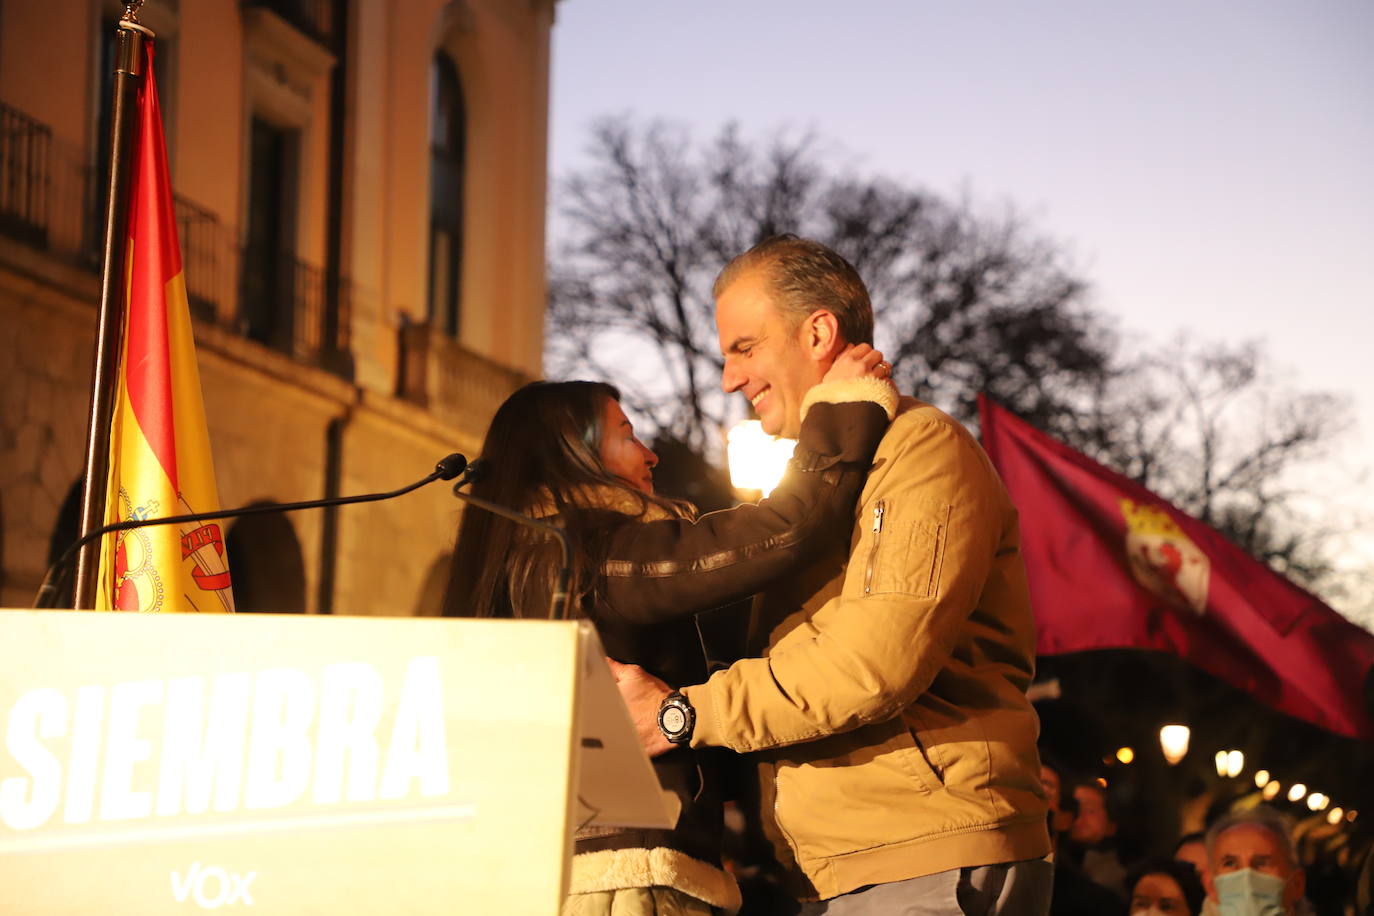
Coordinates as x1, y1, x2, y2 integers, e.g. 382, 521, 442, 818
0, 611, 678, 914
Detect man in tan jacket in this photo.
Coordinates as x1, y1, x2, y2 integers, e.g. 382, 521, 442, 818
612, 234, 1052, 914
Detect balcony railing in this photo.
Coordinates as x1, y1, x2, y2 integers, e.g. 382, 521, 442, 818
174, 194, 231, 321
1, 99, 93, 259
0, 96, 354, 379
172, 198, 351, 372
0, 101, 51, 247
398, 322, 530, 431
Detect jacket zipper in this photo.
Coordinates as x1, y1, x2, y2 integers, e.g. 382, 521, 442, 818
772, 771, 803, 858
864, 499, 885, 594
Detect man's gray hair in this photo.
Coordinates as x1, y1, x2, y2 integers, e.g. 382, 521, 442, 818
1205, 804, 1299, 870
713, 234, 875, 346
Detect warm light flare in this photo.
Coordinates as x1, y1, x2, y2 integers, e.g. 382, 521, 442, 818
1215, 751, 1228, 777
1307, 793, 1328, 811
1226, 750, 1244, 778
1328, 807, 1344, 825
1287, 783, 1307, 803
726, 421, 795, 497
1159, 725, 1190, 765
1262, 781, 1282, 801
1254, 770, 1270, 788
1115, 747, 1134, 764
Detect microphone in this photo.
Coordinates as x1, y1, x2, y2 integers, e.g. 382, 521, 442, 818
34, 453, 479, 609
450, 463, 573, 621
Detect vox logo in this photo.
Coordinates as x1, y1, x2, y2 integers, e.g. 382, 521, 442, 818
170, 862, 256, 909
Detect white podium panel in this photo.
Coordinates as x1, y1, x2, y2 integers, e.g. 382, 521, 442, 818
0, 611, 676, 914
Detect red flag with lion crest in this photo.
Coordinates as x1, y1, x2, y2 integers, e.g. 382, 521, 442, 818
979, 394, 1373, 740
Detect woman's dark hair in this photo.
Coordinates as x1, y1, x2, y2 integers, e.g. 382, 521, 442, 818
1125, 857, 1206, 916
442, 380, 689, 619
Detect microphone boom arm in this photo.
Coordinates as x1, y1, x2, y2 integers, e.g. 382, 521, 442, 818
449, 488, 572, 621
34, 454, 475, 609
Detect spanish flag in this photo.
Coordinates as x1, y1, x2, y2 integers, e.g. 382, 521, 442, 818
96, 45, 234, 613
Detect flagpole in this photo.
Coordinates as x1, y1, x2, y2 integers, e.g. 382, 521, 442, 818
73, 3, 154, 609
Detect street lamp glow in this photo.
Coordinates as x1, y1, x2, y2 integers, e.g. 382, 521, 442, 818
1254, 770, 1270, 788
1262, 781, 1282, 801
1226, 750, 1244, 778
1328, 807, 1344, 825
1287, 783, 1307, 803
726, 421, 795, 497
1116, 747, 1135, 764
1159, 725, 1190, 765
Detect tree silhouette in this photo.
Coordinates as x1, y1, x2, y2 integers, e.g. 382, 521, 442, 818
547, 117, 1115, 452
547, 116, 1362, 600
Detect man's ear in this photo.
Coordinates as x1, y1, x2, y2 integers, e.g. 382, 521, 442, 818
1287, 868, 1306, 906
802, 309, 843, 361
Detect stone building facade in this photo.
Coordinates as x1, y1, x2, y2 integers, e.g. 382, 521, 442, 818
0, 0, 556, 614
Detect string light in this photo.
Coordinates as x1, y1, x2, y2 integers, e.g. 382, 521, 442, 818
1254, 770, 1270, 788
1159, 725, 1190, 765
1287, 783, 1307, 803
1226, 750, 1243, 778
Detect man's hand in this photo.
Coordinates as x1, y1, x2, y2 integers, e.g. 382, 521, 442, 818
606, 657, 675, 758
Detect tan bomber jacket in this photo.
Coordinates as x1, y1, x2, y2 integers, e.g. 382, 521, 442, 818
683, 395, 1051, 901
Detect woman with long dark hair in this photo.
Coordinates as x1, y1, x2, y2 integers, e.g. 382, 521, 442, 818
444, 346, 895, 916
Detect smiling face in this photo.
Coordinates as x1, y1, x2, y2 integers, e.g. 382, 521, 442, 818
598, 397, 657, 494
716, 268, 828, 439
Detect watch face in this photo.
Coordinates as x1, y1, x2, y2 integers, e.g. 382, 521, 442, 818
661, 706, 688, 734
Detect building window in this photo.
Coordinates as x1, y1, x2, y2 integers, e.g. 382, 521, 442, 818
428, 51, 465, 337
241, 116, 299, 351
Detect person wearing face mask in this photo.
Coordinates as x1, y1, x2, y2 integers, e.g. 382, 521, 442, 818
1204, 806, 1312, 916
1125, 858, 1206, 915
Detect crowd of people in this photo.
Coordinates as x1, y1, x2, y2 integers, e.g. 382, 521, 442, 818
444, 233, 1368, 915
1037, 756, 1344, 915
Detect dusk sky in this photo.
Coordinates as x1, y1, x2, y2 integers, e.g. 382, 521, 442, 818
545, 0, 1373, 618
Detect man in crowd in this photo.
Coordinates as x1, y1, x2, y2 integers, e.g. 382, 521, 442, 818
1205, 806, 1309, 916
1038, 760, 1122, 915
1064, 780, 1129, 894
612, 235, 1051, 914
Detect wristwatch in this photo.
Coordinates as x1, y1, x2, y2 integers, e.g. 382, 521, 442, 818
657, 690, 696, 745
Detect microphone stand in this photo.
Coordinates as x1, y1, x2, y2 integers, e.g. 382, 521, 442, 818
450, 467, 572, 621
34, 453, 476, 610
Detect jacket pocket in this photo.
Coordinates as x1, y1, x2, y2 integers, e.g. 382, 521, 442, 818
769, 719, 946, 860
885, 719, 946, 795
864, 502, 951, 597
